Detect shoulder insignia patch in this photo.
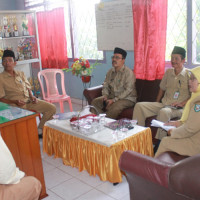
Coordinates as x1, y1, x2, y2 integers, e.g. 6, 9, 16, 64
194, 104, 200, 112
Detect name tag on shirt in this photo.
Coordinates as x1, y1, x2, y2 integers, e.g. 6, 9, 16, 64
16, 76, 23, 84
173, 91, 179, 99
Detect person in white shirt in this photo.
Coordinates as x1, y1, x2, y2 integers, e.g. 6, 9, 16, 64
0, 133, 41, 200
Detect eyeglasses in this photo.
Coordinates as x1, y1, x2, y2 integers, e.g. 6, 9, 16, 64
111, 56, 123, 60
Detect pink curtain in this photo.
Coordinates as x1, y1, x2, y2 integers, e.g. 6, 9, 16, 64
37, 8, 68, 69
132, 0, 168, 80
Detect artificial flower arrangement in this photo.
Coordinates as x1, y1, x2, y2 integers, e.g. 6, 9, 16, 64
63, 57, 100, 77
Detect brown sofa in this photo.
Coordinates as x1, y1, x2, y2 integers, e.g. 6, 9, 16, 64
119, 150, 200, 200
83, 79, 161, 144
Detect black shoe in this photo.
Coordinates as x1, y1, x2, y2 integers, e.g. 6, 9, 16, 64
154, 140, 161, 154
38, 134, 43, 139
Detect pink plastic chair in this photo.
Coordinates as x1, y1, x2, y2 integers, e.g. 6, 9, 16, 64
38, 69, 73, 113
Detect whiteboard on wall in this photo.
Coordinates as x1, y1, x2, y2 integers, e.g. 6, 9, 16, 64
95, 0, 134, 51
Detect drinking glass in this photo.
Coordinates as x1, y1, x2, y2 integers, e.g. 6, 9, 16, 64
120, 119, 129, 137
52, 114, 59, 123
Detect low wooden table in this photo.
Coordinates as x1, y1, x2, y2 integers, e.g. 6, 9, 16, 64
43, 118, 154, 183
0, 104, 47, 199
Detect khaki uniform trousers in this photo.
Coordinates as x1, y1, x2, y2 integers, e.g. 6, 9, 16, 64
0, 176, 41, 200
91, 96, 135, 119
20, 99, 56, 129
132, 102, 183, 139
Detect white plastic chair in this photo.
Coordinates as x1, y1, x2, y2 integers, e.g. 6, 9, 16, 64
38, 69, 73, 113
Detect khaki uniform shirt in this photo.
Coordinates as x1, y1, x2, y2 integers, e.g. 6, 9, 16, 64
102, 65, 137, 103
169, 96, 200, 156
0, 70, 31, 102
160, 67, 190, 106
171, 96, 200, 140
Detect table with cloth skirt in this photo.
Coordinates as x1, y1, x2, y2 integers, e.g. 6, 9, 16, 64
43, 118, 154, 183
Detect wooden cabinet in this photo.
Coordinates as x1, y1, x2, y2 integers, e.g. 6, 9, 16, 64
0, 108, 47, 199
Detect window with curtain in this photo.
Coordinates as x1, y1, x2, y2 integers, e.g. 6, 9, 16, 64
24, 0, 104, 62
166, 0, 200, 67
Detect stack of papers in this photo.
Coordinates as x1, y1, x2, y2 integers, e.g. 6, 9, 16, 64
151, 119, 175, 131
164, 105, 183, 109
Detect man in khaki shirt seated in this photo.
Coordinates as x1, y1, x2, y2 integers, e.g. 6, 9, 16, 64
133, 46, 191, 148
91, 47, 137, 119
0, 50, 56, 136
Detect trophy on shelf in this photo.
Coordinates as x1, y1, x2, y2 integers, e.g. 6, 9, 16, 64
17, 46, 24, 61
12, 16, 19, 37
3, 16, 9, 38
22, 15, 29, 36
0, 48, 4, 60
7, 16, 13, 37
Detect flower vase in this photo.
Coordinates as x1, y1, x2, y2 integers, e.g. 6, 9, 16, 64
81, 76, 91, 83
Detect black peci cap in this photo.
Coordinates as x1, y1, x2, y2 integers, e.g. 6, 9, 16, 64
2, 50, 15, 61
114, 47, 127, 59
172, 46, 186, 59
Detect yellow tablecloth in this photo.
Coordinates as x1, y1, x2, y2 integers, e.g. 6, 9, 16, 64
43, 126, 153, 183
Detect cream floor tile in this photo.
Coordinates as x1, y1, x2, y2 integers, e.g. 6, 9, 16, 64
43, 155, 63, 167
58, 165, 82, 178
44, 168, 72, 189
45, 190, 64, 200
96, 176, 129, 200
42, 160, 56, 173
51, 178, 92, 200
119, 193, 130, 200
76, 189, 115, 200
75, 170, 104, 187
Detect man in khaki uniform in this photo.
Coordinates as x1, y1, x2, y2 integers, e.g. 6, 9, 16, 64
133, 46, 190, 143
91, 47, 137, 119
155, 67, 200, 157
0, 50, 56, 135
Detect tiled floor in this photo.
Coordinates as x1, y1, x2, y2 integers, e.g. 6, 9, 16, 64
39, 100, 130, 200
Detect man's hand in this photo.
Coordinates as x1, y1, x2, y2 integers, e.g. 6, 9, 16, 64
106, 99, 114, 109
164, 120, 181, 128
15, 100, 26, 106
171, 102, 184, 108
28, 88, 38, 104
167, 129, 173, 136
103, 96, 108, 101
30, 96, 38, 104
